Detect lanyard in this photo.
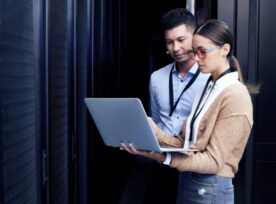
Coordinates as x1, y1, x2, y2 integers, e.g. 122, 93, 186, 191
188, 68, 232, 142
169, 64, 200, 117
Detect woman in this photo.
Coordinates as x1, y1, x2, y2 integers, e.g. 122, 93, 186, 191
121, 19, 257, 203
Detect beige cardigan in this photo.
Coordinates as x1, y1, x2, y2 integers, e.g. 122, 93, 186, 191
155, 82, 253, 178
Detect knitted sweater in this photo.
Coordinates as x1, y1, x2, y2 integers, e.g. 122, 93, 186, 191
155, 82, 253, 178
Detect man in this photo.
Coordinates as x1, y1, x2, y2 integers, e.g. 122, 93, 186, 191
145, 8, 209, 203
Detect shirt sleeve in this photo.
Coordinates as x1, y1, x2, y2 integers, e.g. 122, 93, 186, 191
149, 75, 159, 123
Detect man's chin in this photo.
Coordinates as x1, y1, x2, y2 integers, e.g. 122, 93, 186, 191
175, 58, 191, 64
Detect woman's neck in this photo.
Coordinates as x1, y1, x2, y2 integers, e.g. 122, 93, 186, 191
211, 61, 230, 81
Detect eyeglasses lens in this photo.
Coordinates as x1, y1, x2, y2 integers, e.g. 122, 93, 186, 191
197, 49, 206, 59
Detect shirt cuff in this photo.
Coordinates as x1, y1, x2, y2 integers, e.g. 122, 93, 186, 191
163, 152, 172, 165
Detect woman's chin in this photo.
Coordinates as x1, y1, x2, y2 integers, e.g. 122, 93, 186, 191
199, 66, 208, 73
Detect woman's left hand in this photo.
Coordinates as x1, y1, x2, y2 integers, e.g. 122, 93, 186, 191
147, 117, 160, 136
120, 143, 166, 162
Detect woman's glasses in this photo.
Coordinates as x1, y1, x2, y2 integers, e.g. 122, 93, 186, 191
187, 46, 220, 59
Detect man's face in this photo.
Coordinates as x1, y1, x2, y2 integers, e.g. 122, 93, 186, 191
165, 24, 194, 63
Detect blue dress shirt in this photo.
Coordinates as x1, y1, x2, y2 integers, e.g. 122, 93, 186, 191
149, 62, 209, 136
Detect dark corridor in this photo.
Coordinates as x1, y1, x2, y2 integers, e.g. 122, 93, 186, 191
0, 0, 275, 204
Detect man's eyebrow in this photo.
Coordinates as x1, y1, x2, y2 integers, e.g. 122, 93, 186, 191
165, 36, 188, 41
177, 35, 188, 38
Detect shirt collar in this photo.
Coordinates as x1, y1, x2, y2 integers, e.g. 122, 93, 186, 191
172, 62, 198, 75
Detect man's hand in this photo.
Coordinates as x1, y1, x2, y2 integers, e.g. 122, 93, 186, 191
120, 143, 166, 162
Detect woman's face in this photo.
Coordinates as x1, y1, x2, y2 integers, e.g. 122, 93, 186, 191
192, 34, 224, 74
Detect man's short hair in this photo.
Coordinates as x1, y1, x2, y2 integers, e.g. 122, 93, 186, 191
160, 8, 196, 31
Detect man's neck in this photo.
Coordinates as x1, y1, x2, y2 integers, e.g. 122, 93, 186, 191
175, 59, 196, 78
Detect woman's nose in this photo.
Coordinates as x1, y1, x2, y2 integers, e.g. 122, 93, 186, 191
194, 53, 199, 61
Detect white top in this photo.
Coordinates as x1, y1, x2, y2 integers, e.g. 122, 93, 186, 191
184, 71, 240, 149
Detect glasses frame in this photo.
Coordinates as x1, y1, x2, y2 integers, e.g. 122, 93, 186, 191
187, 45, 220, 59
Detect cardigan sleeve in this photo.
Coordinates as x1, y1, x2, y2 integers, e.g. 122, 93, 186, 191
148, 118, 186, 148
170, 114, 252, 175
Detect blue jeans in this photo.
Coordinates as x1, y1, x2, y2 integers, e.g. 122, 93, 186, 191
177, 172, 234, 204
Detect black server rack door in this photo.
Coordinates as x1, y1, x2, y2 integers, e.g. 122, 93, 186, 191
254, 0, 276, 203
48, 0, 74, 203
0, 0, 38, 203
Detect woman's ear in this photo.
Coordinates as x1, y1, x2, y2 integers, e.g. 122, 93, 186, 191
222, 43, 231, 56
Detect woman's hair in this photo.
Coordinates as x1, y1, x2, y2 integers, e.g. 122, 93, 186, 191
194, 19, 259, 94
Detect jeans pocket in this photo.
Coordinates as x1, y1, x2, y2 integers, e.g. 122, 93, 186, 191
224, 186, 234, 204
177, 173, 216, 204
188, 173, 216, 202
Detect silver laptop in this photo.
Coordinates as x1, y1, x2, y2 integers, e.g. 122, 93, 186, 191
84, 98, 198, 152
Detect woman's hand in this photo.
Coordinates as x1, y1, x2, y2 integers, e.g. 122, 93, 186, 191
120, 143, 166, 162
148, 117, 160, 136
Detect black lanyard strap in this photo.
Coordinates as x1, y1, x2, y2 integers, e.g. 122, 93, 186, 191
188, 68, 232, 142
169, 65, 200, 117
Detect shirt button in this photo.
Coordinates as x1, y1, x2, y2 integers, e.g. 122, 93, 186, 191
176, 116, 179, 119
